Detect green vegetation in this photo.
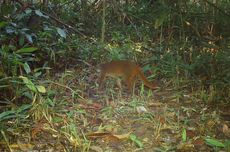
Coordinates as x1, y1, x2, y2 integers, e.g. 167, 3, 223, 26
0, 0, 230, 151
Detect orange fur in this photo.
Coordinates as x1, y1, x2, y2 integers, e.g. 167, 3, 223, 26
99, 60, 157, 91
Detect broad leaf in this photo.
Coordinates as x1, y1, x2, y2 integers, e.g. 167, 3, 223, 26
205, 138, 225, 148
36, 85, 46, 93
57, 28, 66, 38
35, 10, 49, 18
19, 76, 37, 93
35, 10, 44, 17
25, 9, 32, 14
16, 47, 38, 53
26, 34, 33, 43
23, 62, 31, 74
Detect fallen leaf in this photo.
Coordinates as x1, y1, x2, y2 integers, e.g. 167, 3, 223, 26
193, 138, 204, 146
148, 102, 163, 107
90, 117, 103, 125
177, 143, 195, 151
87, 132, 131, 143
186, 130, 197, 138
136, 106, 147, 113
10, 143, 34, 151
90, 145, 103, 152
103, 135, 120, 142
113, 132, 131, 140
31, 121, 46, 139
165, 112, 176, 119
17, 140, 34, 151
158, 116, 166, 124
87, 132, 111, 139
91, 103, 103, 109
207, 120, 215, 129
223, 124, 230, 137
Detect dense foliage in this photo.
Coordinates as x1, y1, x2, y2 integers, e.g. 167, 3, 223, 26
1, 0, 230, 102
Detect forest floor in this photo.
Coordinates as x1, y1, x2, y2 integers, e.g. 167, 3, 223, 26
3, 65, 230, 152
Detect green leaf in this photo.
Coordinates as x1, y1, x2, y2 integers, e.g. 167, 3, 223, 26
25, 34, 33, 43
205, 138, 225, 148
19, 35, 25, 46
0, 104, 31, 121
0, 110, 15, 121
46, 98, 55, 107
16, 47, 38, 53
17, 104, 32, 113
23, 62, 31, 74
129, 134, 143, 148
36, 85, 46, 93
25, 9, 32, 14
19, 76, 37, 93
0, 21, 8, 28
225, 140, 230, 151
23, 91, 33, 100
34, 10, 49, 18
35, 10, 43, 16
182, 128, 186, 142
57, 28, 66, 38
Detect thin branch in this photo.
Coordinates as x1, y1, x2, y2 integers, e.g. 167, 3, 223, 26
42, 12, 86, 37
